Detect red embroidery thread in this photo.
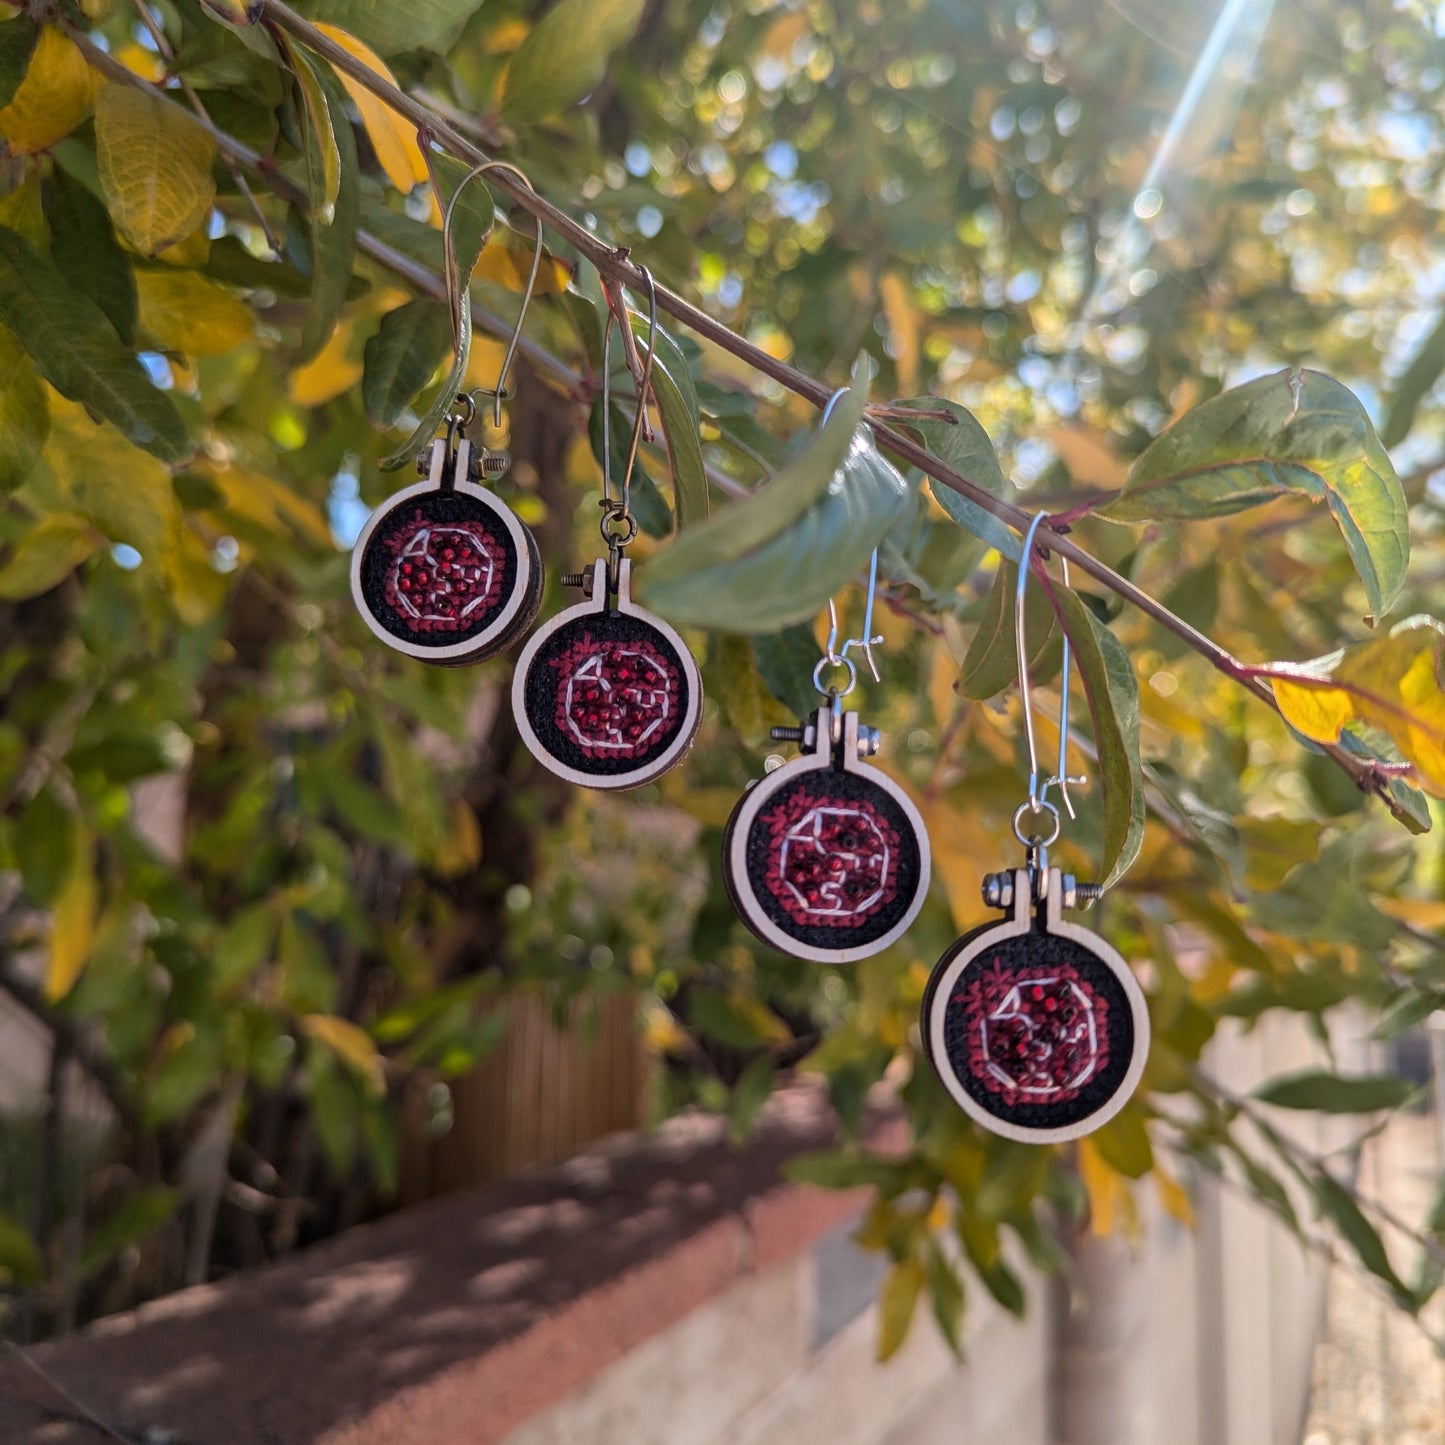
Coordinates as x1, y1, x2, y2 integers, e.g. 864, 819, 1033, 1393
959, 957, 1110, 1105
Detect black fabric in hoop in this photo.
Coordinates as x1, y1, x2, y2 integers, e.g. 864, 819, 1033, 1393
934, 926, 1137, 1133
740, 768, 923, 952
358, 490, 520, 648
520, 609, 692, 778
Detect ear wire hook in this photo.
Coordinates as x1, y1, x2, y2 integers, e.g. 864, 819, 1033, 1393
812, 387, 883, 691
599, 267, 659, 548
1016, 512, 1087, 825
440, 160, 545, 431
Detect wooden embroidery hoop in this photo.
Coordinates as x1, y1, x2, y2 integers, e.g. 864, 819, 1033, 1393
923, 867, 1149, 1143
724, 703, 931, 964
350, 436, 541, 665
511, 555, 702, 790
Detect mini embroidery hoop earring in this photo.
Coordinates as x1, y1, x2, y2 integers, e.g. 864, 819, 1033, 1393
510, 267, 703, 790
349, 162, 546, 663
920, 514, 1149, 1143
721, 389, 931, 964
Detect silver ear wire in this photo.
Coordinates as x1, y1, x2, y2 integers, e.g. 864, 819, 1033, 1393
1015, 512, 1087, 830
599, 266, 659, 551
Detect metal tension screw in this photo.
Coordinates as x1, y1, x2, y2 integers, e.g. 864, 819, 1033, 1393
469, 449, 510, 478
1064, 879, 1105, 910
769, 725, 807, 743
981, 872, 1015, 909
856, 725, 881, 758
561, 572, 594, 595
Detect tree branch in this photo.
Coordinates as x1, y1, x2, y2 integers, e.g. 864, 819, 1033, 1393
64, 11, 1404, 815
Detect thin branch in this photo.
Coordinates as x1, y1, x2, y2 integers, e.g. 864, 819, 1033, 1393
0, 1340, 135, 1443
65, 10, 1403, 816
255, 0, 1403, 814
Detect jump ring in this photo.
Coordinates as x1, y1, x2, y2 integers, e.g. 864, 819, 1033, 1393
1012, 799, 1061, 849
600, 510, 638, 546
812, 654, 857, 698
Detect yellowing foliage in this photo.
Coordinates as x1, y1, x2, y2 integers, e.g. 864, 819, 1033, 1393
0, 28, 96, 155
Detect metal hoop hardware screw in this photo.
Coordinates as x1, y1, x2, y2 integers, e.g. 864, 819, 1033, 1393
982, 871, 1104, 910
769, 720, 879, 758
561, 571, 594, 595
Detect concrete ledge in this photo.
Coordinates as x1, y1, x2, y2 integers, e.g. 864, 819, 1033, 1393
1, 1084, 897, 1445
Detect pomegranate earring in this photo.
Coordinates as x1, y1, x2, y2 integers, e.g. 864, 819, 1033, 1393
512, 270, 703, 788
723, 531, 931, 964
351, 162, 544, 664
921, 516, 1149, 1142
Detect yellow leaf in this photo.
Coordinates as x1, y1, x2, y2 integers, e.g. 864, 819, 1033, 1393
0, 513, 100, 600
207, 464, 334, 549
301, 1014, 386, 1096
642, 1001, 689, 1055
0, 172, 45, 247
290, 315, 363, 406
95, 83, 216, 255
154, 227, 212, 267
1379, 898, 1445, 930
431, 797, 482, 876
876, 1256, 924, 1361
114, 41, 165, 82
1077, 1137, 1139, 1238
313, 24, 427, 196
463, 333, 509, 394
0, 28, 95, 156
48, 826, 97, 1000
879, 272, 919, 394
473, 236, 570, 296
136, 269, 252, 356
166, 511, 228, 625
1154, 1161, 1195, 1228
1266, 616, 1445, 795
483, 18, 530, 54
44, 395, 178, 559
1044, 425, 1129, 489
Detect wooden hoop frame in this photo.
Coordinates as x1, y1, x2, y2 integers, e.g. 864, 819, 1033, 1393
923, 868, 1149, 1143
723, 706, 931, 964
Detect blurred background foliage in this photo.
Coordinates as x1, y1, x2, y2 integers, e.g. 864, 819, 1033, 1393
0, 0, 1443, 1357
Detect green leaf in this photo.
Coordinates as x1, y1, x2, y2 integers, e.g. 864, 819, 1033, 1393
1313, 1170, 1416, 1311
0, 513, 100, 600
636, 321, 708, 529
0, 1210, 42, 1287
362, 300, 451, 428
689, 989, 788, 1049
1253, 1070, 1415, 1114
302, 0, 483, 57
1381, 308, 1445, 448
1090, 1104, 1153, 1178
896, 397, 1018, 559
79, 1189, 179, 1279
431, 152, 495, 293
1106, 368, 1409, 621
713, 633, 768, 740
0, 17, 39, 111
296, 67, 359, 362
0, 324, 47, 490
1048, 587, 1145, 887
288, 45, 340, 224
0, 228, 191, 463
44, 169, 138, 346
728, 1055, 776, 1142
925, 1240, 965, 1358
214, 903, 277, 990
752, 625, 823, 720
308, 1052, 361, 1171
639, 370, 915, 631
876, 1255, 925, 1361
958, 558, 1056, 701
784, 1149, 916, 1193
499, 0, 646, 125
96, 86, 216, 257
